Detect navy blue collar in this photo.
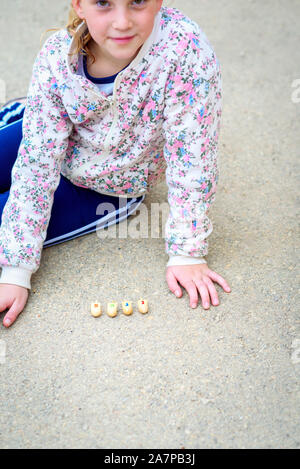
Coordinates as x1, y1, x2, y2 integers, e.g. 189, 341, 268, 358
83, 54, 128, 84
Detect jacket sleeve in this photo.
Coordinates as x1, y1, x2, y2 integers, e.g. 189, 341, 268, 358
163, 37, 222, 258
0, 44, 73, 288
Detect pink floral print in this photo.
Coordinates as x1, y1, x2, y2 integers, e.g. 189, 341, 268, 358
0, 7, 222, 274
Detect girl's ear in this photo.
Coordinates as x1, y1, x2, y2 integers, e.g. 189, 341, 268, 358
71, 0, 85, 20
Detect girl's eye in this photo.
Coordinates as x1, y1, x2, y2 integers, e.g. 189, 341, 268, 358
132, 0, 147, 5
96, 0, 109, 8
96, 0, 147, 8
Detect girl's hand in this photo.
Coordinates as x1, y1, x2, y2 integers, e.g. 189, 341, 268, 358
0, 284, 29, 328
166, 263, 231, 309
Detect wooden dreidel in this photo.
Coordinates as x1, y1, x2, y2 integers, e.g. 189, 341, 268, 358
91, 302, 102, 318
107, 302, 118, 318
122, 301, 133, 316
138, 299, 148, 314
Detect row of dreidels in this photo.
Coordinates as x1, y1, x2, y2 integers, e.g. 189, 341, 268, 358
91, 300, 148, 317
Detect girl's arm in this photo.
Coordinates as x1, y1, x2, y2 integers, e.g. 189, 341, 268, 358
0, 38, 73, 290
163, 33, 230, 307
163, 35, 221, 261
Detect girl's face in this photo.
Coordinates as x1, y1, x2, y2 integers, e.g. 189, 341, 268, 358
72, 0, 163, 65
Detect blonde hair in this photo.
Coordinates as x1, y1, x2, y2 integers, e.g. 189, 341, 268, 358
66, 2, 96, 64
41, 2, 96, 64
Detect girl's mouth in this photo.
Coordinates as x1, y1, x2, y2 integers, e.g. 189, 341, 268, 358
110, 35, 136, 44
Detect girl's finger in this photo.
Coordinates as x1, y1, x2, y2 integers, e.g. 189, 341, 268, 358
203, 277, 219, 306
3, 300, 22, 328
208, 270, 231, 292
0, 298, 9, 313
182, 280, 199, 309
166, 268, 182, 298
194, 280, 210, 309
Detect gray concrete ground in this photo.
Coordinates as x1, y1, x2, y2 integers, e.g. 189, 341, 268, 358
0, 0, 299, 449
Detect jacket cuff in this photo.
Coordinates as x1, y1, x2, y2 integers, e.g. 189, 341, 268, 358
0, 266, 32, 290
167, 256, 207, 267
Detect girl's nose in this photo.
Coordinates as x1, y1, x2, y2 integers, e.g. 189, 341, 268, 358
112, 10, 133, 30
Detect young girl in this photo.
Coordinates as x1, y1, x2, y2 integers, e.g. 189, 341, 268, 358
0, 0, 231, 328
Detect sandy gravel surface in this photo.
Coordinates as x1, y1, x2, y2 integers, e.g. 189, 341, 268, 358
0, 0, 299, 449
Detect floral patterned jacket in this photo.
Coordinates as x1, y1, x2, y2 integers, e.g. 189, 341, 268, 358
0, 7, 222, 289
